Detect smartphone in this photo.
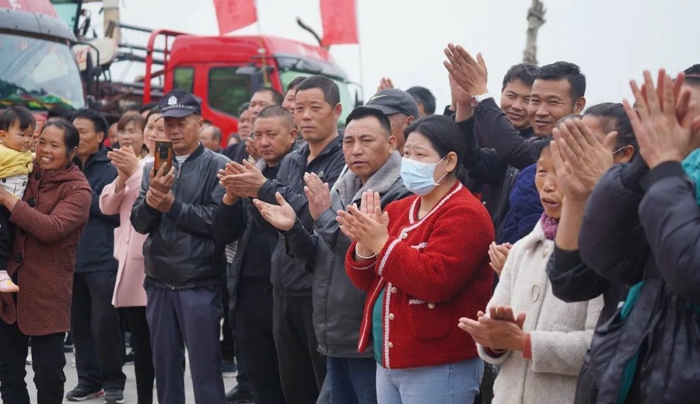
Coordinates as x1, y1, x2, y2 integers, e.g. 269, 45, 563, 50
154, 140, 174, 173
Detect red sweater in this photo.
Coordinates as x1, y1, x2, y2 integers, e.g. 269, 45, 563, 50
345, 182, 494, 369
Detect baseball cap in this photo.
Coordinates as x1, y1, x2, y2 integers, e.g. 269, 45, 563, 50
365, 89, 419, 118
159, 89, 202, 119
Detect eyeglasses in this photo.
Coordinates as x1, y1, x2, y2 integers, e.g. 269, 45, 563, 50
612, 146, 626, 155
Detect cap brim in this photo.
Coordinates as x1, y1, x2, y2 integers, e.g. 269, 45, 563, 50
159, 109, 198, 119
364, 104, 400, 115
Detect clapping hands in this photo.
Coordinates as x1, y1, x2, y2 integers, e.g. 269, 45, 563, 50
336, 190, 389, 257
623, 69, 700, 169
459, 306, 528, 352
253, 192, 297, 232
304, 173, 332, 221
550, 118, 618, 202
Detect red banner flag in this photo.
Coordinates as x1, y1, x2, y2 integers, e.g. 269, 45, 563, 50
320, 0, 359, 46
213, 0, 258, 35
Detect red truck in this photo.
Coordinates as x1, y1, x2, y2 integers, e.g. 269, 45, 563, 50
137, 30, 359, 142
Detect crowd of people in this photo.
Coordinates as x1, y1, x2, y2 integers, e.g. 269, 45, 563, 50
0, 41, 698, 404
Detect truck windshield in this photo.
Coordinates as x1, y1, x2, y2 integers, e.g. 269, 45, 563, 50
280, 70, 353, 126
0, 33, 84, 110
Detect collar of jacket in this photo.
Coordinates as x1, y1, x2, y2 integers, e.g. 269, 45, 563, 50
296, 134, 342, 162
33, 163, 87, 185
335, 151, 402, 206
173, 143, 205, 167
81, 145, 110, 169
517, 219, 552, 250
255, 140, 301, 171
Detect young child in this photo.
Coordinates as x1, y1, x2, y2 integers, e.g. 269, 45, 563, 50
0, 107, 35, 293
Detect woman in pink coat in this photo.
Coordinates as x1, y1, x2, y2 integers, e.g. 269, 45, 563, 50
99, 109, 164, 404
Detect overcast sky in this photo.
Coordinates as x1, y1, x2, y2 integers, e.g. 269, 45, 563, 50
86, 0, 699, 110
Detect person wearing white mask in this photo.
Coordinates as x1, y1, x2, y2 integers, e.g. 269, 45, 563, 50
337, 115, 494, 403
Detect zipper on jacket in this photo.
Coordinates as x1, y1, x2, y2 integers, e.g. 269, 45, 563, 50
168, 160, 181, 289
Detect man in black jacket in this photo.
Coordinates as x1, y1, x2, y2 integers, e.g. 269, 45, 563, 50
254, 107, 411, 403
446, 48, 586, 238
131, 89, 229, 404
214, 105, 297, 404
66, 109, 126, 404
449, 63, 539, 237
218, 76, 345, 403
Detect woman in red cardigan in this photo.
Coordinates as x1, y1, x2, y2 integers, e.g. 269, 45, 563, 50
338, 115, 494, 403
0, 120, 92, 403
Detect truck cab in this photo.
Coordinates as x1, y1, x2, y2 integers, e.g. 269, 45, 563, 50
144, 33, 356, 144
0, 0, 84, 130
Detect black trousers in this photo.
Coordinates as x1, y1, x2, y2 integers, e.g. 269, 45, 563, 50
124, 307, 155, 404
0, 319, 66, 404
146, 285, 226, 404
220, 282, 235, 363
71, 271, 126, 390
236, 278, 286, 404
273, 289, 326, 404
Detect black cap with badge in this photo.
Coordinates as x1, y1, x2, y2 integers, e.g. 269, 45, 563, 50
365, 89, 419, 119
158, 89, 202, 119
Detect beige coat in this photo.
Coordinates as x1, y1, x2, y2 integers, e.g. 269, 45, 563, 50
478, 222, 603, 404
99, 162, 148, 307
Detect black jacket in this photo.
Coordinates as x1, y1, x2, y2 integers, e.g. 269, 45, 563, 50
457, 102, 544, 240
547, 247, 628, 329
212, 157, 289, 310
471, 97, 545, 170
75, 146, 120, 273
579, 158, 700, 403
281, 152, 410, 358
547, 246, 629, 404
222, 142, 248, 164
251, 137, 346, 295
131, 144, 229, 289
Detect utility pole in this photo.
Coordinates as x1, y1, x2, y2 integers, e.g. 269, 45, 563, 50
523, 0, 546, 65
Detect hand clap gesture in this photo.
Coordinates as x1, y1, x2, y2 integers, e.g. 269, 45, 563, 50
458, 306, 527, 352
304, 173, 332, 221
336, 190, 389, 256
623, 70, 700, 169
550, 118, 617, 202
217, 160, 267, 199
253, 192, 297, 232
108, 146, 140, 191
488, 243, 512, 277
443, 43, 489, 96
108, 146, 139, 179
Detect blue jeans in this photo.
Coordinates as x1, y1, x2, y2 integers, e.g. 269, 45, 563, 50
323, 357, 378, 404
376, 358, 483, 404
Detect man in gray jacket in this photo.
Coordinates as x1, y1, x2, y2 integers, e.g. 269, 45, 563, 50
131, 89, 229, 404
254, 107, 411, 403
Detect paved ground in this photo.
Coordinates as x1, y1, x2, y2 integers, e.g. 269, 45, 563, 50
24, 352, 240, 403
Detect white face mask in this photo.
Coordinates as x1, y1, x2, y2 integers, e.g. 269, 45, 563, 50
400, 156, 447, 196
